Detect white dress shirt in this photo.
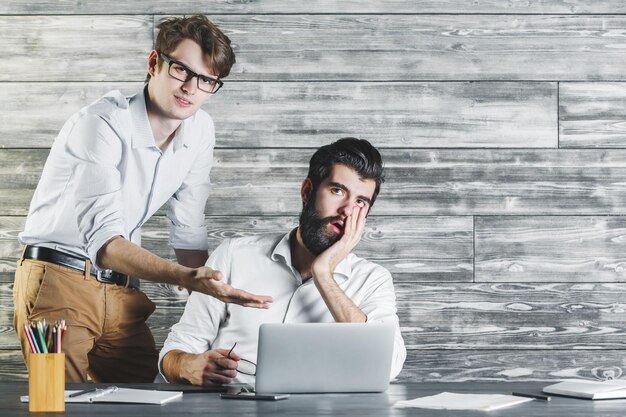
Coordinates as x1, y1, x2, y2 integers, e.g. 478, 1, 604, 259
159, 230, 407, 384
19, 88, 215, 268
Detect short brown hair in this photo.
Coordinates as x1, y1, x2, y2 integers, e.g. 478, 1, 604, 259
146, 15, 236, 82
307, 138, 385, 207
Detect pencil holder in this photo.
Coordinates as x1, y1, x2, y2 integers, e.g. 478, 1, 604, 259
28, 353, 65, 412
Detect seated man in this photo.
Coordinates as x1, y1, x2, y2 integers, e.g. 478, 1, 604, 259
159, 138, 406, 385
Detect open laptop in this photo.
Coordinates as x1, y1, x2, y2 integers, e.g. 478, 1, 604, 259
254, 322, 395, 394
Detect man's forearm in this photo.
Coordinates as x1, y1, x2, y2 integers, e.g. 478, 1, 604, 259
313, 272, 367, 323
97, 236, 194, 287
162, 350, 191, 384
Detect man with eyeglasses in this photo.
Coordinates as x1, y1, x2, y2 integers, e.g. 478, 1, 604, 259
13, 15, 272, 384
159, 138, 407, 386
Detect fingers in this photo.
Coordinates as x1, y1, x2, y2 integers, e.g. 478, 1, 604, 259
214, 348, 241, 362
203, 370, 236, 385
201, 350, 239, 385
220, 286, 273, 308
342, 206, 365, 247
355, 204, 368, 235
195, 273, 273, 308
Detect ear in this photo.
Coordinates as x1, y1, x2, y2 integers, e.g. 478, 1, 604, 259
147, 49, 159, 78
301, 178, 313, 205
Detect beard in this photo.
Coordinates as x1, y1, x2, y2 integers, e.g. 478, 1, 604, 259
298, 193, 343, 256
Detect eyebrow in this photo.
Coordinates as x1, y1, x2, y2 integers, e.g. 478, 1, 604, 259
329, 181, 372, 205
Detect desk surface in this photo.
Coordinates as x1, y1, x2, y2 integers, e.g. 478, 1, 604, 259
2, 381, 626, 417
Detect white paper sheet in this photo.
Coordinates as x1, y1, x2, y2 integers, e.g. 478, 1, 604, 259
394, 392, 533, 411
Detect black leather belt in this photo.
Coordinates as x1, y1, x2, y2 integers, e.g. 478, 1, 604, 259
23, 245, 139, 290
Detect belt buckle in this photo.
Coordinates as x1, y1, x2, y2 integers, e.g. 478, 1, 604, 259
96, 269, 113, 283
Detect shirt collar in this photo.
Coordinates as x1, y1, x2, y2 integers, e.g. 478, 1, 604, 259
129, 87, 190, 152
270, 229, 352, 281
129, 87, 157, 149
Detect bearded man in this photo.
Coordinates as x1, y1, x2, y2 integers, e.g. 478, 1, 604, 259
159, 138, 406, 386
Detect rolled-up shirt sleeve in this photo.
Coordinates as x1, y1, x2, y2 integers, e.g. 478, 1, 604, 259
65, 113, 126, 267
158, 239, 232, 380
359, 268, 407, 381
167, 119, 214, 251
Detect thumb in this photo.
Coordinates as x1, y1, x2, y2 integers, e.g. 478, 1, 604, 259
200, 267, 222, 281
212, 270, 223, 281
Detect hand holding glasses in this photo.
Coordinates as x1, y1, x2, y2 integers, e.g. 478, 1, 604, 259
158, 51, 223, 94
228, 342, 257, 376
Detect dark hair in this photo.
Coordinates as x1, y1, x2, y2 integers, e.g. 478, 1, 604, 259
307, 137, 385, 206
146, 15, 236, 82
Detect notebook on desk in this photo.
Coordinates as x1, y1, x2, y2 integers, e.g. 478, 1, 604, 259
253, 322, 395, 394
543, 379, 626, 400
22, 387, 182, 405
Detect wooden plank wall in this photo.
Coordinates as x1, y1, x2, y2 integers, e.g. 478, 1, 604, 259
1, 1, 626, 382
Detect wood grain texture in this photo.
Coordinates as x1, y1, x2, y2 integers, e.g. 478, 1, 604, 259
6, 15, 626, 81
476, 216, 626, 282
4, 148, 626, 216
205, 15, 626, 81
560, 83, 626, 148
1, 349, 625, 382
3, 276, 626, 350
0, 81, 557, 149
402, 350, 626, 382
0, 215, 473, 282
0, 83, 142, 148
397, 282, 626, 349
1, 16, 152, 82
2, 1, 626, 15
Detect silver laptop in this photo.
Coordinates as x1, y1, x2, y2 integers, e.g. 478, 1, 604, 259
254, 322, 395, 394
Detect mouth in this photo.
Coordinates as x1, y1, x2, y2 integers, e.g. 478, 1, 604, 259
174, 95, 193, 107
329, 220, 344, 235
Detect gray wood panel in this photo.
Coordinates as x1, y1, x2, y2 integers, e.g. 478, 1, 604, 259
3, 276, 626, 350
1, 16, 152, 82
3, 1, 626, 15
476, 216, 626, 282
397, 282, 626, 349
4, 148, 626, 216
6, 15, 626, 81
1, 349, 625, 382
0, 81, 557, 149
402, 350, 626, 382
560, 82, 626, 148
172, 15, 626, 82
0, 215, 474, 282
0, 83, 142, 148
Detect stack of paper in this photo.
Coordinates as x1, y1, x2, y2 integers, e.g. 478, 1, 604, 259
394, 392, 532, 411
543, 379, 626, 400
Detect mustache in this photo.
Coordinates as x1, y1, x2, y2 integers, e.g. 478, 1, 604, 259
322, 215, 344, 225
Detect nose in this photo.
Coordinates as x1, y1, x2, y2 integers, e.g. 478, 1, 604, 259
338, 201, 355, 218
181, 75, 198, 94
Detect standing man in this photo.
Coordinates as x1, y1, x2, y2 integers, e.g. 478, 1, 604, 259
13, 15, 271, 383
160, 138, 406, 386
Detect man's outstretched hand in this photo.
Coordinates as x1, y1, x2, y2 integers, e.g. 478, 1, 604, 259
188, 267, 273, 308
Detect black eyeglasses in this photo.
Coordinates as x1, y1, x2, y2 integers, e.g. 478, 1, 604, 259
228, 343, 257, 376
158, 51, 223, 94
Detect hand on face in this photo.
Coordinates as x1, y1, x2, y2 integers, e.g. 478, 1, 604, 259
310, 204, 368, 279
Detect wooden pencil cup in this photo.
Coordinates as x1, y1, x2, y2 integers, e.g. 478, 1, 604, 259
28, 353, 65, 412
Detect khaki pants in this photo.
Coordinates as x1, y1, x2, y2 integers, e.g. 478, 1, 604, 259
13, 258, 158, 383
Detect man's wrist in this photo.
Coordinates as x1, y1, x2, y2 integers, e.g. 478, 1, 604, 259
163, 350, 187, 384
312, 270, 335, 286
175, 266, 198, 291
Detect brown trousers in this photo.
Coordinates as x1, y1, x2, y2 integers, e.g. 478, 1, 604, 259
13, 258, 158, 383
